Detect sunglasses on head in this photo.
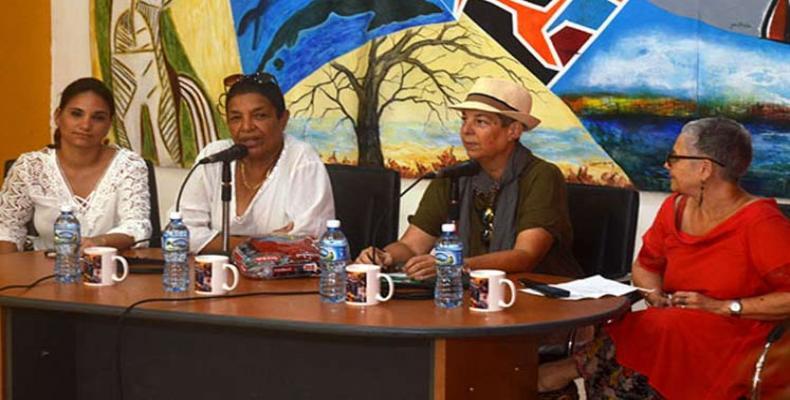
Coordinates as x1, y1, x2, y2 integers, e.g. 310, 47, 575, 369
665, 151, 726, 167
223, 71, 279, 90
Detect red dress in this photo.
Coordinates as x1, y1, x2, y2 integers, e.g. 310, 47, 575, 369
606, 194, 790, 399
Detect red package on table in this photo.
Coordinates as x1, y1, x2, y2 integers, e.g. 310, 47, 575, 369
231, 235, 320, 279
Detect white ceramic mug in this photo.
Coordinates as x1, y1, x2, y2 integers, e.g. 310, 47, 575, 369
345, 264, 394, 306
81, 246, 129, 286
469, 269, 516, 312
194, 255, 240, 295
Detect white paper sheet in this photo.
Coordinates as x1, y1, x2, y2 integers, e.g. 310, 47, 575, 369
520, 275, 640, 300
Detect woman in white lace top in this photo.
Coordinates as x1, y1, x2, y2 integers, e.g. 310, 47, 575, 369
0, 78, 151, 253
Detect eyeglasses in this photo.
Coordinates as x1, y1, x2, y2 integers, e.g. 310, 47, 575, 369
223, 71, 279, 89
481, 207, 494, 247
665, 152, 726, 167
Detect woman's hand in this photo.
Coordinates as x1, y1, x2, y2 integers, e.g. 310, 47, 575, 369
644, 291, 671, 308
355, 247, 393, 267
403, 254, 437, 280
80, 236, 105, 252
670, 291, 728, 315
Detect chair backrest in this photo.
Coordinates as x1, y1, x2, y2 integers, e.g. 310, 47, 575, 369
144, 159, 162, 248
324, 164, 400, 259
3, 159, 15, 179
3, 157, 162, 247
566, 183, 640, 279
778, 203, 790, 219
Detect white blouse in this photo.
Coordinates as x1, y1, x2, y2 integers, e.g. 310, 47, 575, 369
178, 136, 335, 252
0, 147, 152, 250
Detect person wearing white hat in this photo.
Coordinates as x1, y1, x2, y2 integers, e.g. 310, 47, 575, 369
357, 77, 581, 280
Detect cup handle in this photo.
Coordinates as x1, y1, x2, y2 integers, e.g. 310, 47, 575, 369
113, 256, 129, 282
223, 264, 239, 292
499, 278, 516, 308
377, 273, 394, 302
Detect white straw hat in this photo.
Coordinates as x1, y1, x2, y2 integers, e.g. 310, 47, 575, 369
449, 78, 541, 131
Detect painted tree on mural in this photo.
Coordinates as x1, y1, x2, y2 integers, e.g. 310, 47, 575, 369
290, 22, 535, 167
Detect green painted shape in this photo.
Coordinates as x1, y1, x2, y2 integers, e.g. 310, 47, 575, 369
140, 104, 158, 164
178, 99, 197, 164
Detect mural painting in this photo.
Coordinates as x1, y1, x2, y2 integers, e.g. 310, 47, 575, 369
89, 0, 788, 196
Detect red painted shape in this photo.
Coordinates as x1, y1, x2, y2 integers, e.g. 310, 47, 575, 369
550, 26, 592, 65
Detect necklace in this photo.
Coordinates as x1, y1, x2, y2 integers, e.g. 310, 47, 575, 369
238, 161, 268, 192
237, 145, 283, 193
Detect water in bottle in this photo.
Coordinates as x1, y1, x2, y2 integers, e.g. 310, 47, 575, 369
318, 219, 349, 303
434, 223, 464, 308
53, 205, 81, 283
162, 211, 190, 292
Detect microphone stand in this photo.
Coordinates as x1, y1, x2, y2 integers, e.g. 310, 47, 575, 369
448, 177, 460, 223
221, 160, 233, 255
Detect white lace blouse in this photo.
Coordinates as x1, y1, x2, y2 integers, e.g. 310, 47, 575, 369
0, 147, 152, 250
178, 136, 335, 252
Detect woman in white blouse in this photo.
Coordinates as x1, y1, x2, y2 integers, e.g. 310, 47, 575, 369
0, 77, 151, 253
179, 72, 334, 253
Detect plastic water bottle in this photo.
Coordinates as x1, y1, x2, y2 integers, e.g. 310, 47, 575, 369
53, 205, 81, 283
434, 223, 464, 308
162, 211, 190, 292
318, 219, 349, 303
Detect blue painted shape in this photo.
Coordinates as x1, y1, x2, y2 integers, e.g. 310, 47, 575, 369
547, 0, 618, 32
230, 0, 454, 91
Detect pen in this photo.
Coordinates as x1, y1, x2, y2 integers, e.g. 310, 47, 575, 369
518, 278, 571, 298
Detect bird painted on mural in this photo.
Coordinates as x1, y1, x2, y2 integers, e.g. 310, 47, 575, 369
237, 0, 445, 72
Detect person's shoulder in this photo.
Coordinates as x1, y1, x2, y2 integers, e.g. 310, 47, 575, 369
741, 198, 789, 223
283, 135, 323, 164
10, 148, 51, 170
115, 147, 146, 164
520, 155, 564, 183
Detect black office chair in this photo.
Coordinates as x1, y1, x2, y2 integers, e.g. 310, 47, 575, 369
324, 164, 400, 259
144, 159, 162, 247
3, 157, 162, 248
566, 183, 640, 280
778, 203, 790, 219
746, 321, 787, 400
539, 183, 640, 372
3, 158, 15, 179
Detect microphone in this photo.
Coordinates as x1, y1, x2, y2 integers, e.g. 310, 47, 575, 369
399, 160, 481, 198
196, 144, 248, 164
424, 160, 480, 179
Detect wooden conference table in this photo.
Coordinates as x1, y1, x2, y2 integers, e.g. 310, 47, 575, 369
0, 250, 628, 400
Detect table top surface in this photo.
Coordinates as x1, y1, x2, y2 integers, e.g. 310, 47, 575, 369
0, 250, 629, 338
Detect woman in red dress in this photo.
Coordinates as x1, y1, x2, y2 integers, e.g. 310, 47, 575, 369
539, 117, 790, 399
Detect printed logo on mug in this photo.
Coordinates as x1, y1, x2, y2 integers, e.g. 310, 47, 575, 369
81, 246, 129, 286
345, 264, 394, 306
194, 255, 240, 295
469, 269, 516, 312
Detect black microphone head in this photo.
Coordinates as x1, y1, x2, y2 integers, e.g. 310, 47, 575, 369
224, 144, 249, 160
198, 144, 249, 164
432, 159, 481, 179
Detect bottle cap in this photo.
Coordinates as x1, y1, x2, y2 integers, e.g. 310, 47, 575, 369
326, 219, 340, 228
169, 211, 183, 220
441, 223, 456, 233
60, 204, 74, 213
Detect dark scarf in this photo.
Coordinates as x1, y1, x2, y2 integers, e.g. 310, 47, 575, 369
457, 144, 534, 256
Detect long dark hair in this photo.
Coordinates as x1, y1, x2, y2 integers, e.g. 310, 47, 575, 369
51, 77, 115, 149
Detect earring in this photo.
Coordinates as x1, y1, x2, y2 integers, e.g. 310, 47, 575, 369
698, 180, 705, 207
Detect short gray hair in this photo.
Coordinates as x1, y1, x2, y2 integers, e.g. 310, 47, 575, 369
497, 114, 524, 131
681, 117, 752, 182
